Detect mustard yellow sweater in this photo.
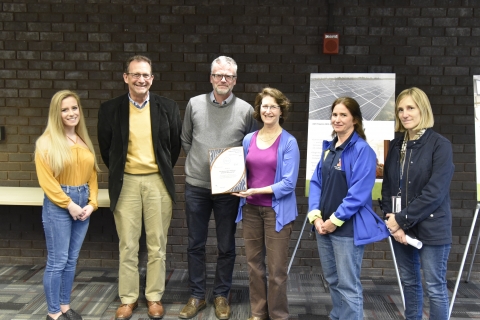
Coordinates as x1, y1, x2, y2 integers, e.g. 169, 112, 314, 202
124, 102, 158, 174
35, 145, 98, 210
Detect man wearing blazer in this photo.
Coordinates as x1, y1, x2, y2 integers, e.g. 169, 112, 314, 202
98, 55, 181, 320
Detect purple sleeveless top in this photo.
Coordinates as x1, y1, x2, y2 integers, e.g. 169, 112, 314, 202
245, 131, 280, 206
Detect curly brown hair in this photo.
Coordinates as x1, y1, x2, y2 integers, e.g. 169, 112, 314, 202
253, 87, 291, 125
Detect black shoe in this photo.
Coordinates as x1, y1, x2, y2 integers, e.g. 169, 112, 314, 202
46, 314, 69, 320
64, 309, 83, 320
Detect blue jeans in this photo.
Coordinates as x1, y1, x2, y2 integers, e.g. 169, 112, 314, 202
316, 233, 365, 320
184, 183, 239, 299
42, 184, 90, 314
392, 241, 451, 320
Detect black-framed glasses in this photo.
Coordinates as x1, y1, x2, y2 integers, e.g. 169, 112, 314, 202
211, 74, 236, 81
126, 73, 153, 80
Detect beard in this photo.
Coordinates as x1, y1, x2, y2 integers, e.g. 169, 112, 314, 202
215, 86, 231, 96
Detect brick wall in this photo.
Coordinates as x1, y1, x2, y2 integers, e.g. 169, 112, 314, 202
0, 0, 479, 278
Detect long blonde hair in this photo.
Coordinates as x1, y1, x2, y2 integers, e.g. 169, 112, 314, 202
35, 90, 100, 177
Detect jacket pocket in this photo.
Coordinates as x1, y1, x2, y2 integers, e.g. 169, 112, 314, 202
417, 211, 447, 242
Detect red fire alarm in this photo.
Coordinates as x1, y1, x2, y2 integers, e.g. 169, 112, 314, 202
323, 33, 339, 54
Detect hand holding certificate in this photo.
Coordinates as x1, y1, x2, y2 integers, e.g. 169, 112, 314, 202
209, 147, 247, 194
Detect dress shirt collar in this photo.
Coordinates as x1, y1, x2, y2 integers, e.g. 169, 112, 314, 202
128, 92, 150, 109
210, 91, 233, 105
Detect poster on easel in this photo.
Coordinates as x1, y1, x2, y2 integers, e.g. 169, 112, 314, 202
305, 73, 396, 199
474, 76, 480, 201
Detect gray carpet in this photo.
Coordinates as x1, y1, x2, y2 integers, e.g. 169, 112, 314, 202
0, 265, 477, 319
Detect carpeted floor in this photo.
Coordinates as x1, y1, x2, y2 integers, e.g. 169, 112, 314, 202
0, 265, 479, 319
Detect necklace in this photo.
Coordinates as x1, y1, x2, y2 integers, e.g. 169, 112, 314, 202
66, 135, 77, 144
258, 128, 281, 142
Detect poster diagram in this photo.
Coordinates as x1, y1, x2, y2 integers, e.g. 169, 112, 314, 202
305, 73, 396, 199
474, 76, 480, 201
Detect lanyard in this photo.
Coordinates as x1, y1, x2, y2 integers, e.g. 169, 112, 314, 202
398, 148, 406, 197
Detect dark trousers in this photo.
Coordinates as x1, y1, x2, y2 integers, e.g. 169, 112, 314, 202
185, 183, 239, 299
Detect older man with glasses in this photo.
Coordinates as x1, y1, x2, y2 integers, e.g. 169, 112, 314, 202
98, 55, 182, 320
180, 56, 257, 319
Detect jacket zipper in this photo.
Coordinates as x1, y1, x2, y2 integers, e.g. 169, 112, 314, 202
405, 147, 412, 215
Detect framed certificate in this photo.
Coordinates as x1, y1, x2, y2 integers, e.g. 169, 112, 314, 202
209, 146, 247, 194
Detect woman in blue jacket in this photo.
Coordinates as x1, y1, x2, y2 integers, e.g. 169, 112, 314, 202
382, 87, 454, 320
234, 87, 300, 320
308, 97, 388, 320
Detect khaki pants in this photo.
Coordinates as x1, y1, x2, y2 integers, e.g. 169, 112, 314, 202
242, 204, 292, 320
114, 173, 172, 303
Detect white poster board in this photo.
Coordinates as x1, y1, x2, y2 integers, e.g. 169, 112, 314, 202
305, 73, 396, 199
474, 76, 480, 201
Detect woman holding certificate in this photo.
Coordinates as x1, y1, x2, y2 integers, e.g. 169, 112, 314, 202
234, 87, 300, 320
382, 87, 454, 320
35, 90, 99, 320
307, 97, 388, 320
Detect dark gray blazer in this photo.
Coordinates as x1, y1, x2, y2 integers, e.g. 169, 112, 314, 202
98, 92, 182, 211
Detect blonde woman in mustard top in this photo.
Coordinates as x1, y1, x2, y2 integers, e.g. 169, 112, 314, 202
35, 90, 99, 320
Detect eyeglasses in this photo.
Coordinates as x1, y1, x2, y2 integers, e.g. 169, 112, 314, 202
260, 105, 280, 111
126, 73, 153, 80
211, 74, 236, 81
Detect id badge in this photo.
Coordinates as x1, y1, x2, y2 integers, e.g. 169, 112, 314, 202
391, 196, 401, 213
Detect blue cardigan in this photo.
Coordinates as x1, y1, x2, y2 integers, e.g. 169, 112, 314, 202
309, 131, 389, 245
236, 130, 300, 232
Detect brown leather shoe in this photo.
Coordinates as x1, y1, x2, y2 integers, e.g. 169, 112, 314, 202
115, 301, 138, 320
179, 297, 206, 319
214, 296, 231, 320
147, 300, 164, 319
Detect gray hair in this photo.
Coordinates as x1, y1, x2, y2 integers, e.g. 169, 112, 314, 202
210, 56, 238, 75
